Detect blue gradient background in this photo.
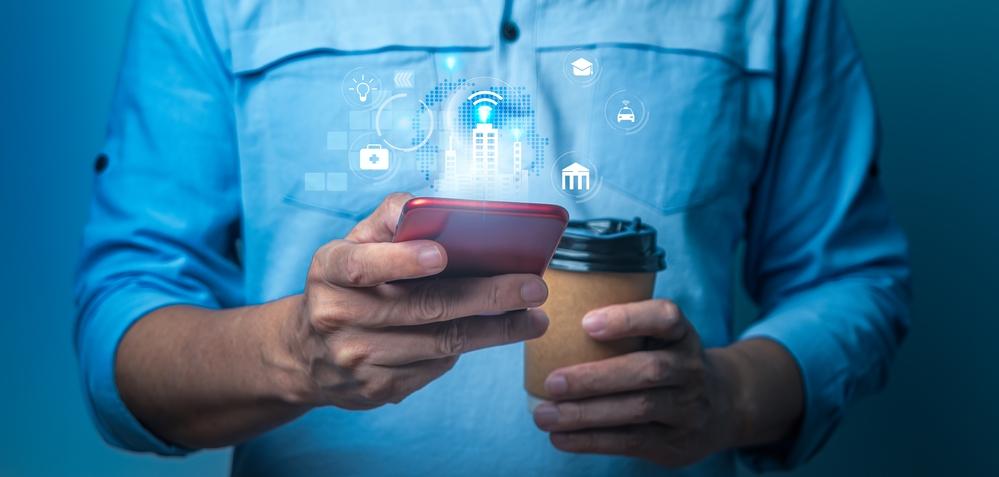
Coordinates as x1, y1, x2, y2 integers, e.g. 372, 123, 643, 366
1, 1, 996, 476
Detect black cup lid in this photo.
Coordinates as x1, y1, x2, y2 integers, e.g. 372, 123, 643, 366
549, 218, 666, 273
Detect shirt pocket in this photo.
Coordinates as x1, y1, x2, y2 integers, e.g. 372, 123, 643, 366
228, 6, 494, 221
535, 1, 775, 214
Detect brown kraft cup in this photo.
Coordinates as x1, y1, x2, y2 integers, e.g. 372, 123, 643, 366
525, 218, 666, 401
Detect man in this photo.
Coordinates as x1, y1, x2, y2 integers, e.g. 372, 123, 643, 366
75, 0, 910, 475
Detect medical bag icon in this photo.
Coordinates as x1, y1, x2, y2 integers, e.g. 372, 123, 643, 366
359, 144, 390, 170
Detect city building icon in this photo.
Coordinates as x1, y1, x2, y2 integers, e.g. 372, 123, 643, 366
444, 134, 457, 177
434, 89, 531, 200
512, 140, 522, 182
472, 123, 499, 175
561, 162, 591, 191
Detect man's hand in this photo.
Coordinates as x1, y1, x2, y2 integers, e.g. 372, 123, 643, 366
116, 192, 549, 449
531, 299, 802, 468
282, 193, 550, 409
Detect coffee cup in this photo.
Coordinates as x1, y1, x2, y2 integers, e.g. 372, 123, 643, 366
525, 218, 666, 402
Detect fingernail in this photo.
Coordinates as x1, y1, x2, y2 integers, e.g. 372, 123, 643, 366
533, 403, 560, 428
520, 279, 548, 305
530, 311, 550, 334
417, 246, 444, 270
581, 312, 606, 336
545, 374, 568, 397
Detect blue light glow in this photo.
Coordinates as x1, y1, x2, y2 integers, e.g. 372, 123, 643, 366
477, 105, 493, 123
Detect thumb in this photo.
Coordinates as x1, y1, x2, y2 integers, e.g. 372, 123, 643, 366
347, 192, 414, 243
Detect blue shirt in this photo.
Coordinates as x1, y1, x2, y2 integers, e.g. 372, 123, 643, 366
75, 0, 910, 475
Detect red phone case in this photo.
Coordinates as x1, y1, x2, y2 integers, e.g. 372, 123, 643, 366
393, 197, 569, 277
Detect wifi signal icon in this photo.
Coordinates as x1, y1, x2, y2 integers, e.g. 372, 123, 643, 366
468, 90, 504, 123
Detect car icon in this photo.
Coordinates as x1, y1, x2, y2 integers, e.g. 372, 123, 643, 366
616, 100, 636, 123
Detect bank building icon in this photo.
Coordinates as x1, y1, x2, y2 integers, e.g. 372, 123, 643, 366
435, 90, 530, 200
561, 162, 591, 191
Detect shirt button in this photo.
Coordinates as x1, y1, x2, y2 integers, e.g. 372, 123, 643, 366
501, 21, 519, 42
94, 154, 109, 173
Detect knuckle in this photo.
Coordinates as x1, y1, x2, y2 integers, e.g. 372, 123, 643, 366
331, 341, 370, 369
501, 314, 517, 343
411, 285, 450, 322
327, 309, 355, 330
640, 353, 668, 386
562, 402, 584, 425
315, 300, 354, 330
311, 242, 343, 280
307, 249, 329, 285
435, 320, 468, 356
613, 307, 633, 333
576, 366, 600, 394
487, 281, 504, 309
635, 394, 657, 421
342, 247, 369, 286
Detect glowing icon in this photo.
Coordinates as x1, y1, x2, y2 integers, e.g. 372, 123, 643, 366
468, 90, 503, 124
349, 74, 379, 103
561, 162, 591, 191
359, 144, 389, 170
393, 70, 414, 88
571, 57, 593, 77
616, 100, 636, 123
466, 90, 504, 175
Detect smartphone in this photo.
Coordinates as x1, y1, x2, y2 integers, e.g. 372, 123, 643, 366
393, 197, 569, 277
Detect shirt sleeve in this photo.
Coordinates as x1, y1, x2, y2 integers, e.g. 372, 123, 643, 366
74, 0, 242, 455
736, 0, 911, 471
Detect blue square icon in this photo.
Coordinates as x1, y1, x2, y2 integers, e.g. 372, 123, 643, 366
325, 173, 348, 191
326, 131, 348, 150
349, 111, 370, 130
304, 172, 325, 191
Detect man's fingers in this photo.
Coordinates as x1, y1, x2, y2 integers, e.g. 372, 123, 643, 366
549, 424, 669, 459
380, 357, 458, 403
315, 239, 446, 287
533, 389, 683, 432
347, 192, 413, 243
370, 274, 548, 327
342, 357, 458, 408
581, 299, 688, 342
364, 309, 549, 365
543, 351, 690, 400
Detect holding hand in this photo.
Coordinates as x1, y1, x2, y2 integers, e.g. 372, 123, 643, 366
532, 300, 742, 468
285, 193, 550, 409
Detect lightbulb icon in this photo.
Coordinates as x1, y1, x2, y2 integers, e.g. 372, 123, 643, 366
349, 74, 378, 103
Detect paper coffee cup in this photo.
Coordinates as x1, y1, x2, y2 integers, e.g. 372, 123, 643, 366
525, 218, 666, 401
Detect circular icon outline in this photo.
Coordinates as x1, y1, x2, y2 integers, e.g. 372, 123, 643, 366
374, 92, 435, 152
604, 89, 650, 135
341, 67, 386, 110
549, 151, 602, 203
348, 133, 402, 184
441, 75, 517, 132
562, 48, 601, 87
